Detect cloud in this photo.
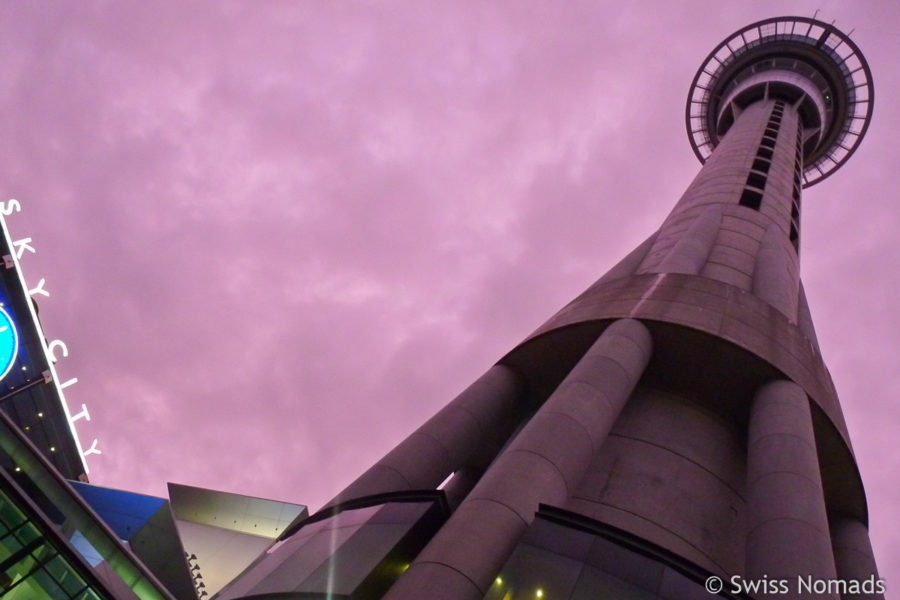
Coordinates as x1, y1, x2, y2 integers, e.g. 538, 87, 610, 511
0, 0, 897, 577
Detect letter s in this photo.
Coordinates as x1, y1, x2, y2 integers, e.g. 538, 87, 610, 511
1, 199, 21, 216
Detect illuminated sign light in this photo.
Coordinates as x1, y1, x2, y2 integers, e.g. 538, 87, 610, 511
0, 305, 19, 382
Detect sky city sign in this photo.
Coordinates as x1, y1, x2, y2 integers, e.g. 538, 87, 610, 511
0, 198, 98, 479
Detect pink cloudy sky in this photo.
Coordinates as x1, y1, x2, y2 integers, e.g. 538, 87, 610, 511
1, 1, 897, 578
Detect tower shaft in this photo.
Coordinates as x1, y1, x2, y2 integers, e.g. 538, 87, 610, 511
647, 98, 805, 316
377, 95, 855, 599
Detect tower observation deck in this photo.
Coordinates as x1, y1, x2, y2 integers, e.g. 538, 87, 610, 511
687, 16, 873, 187
215, 16, 882, 600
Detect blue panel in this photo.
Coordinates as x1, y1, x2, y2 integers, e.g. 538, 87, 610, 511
71, 481, 166, 541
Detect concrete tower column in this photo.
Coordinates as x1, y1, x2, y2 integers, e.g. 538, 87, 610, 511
595, 231, 659, 284
638, 101, 773, 281
797, 281, 821, 349
384, 318, 652, 600
635, 98, 804, 307
327, 364, 523, 506
658, 204, 722, 274
830, 518, 885, 599
746, 380, 838, 598
753, 223, 799, 319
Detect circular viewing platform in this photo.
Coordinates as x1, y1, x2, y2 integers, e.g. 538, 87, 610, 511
686, 16, 873, 187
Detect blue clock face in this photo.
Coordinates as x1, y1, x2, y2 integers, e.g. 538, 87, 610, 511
0, 305, 19, 382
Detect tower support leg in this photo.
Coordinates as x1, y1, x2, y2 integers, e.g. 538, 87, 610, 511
831, 518, 884, 599
745, 380, 838, 598
384, 318, 652, 600
327, 364, 523, 506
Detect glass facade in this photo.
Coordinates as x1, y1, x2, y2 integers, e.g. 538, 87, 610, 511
484, 508, 750, 600
217, 494, 447, 600
0, 410, 175, 600
0, 485, 107, 599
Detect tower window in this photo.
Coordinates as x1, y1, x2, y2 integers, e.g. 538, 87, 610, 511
740, 189, 763, 210
746, 172, 767, 190
752, 158, 771, 173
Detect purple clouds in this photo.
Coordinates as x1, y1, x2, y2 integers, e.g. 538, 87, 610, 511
0, 1, 896, 576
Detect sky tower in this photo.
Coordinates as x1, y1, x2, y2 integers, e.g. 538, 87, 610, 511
214, 16, 882, 600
